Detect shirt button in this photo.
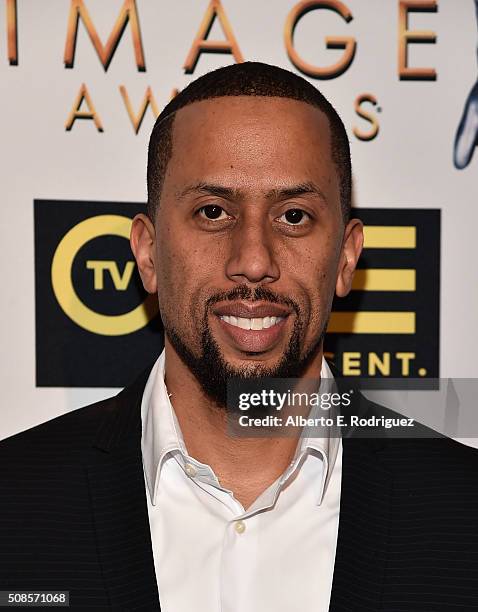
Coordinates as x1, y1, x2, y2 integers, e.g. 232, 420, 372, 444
234, 520, 246, 534
184, 463, 197, 477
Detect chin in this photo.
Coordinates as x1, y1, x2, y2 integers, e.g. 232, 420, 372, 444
220, 349, 285, 369
228, 360, 275, 377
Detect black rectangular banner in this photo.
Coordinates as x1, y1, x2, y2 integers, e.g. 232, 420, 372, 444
35, 199, 163, 387
324, 208, 440, 379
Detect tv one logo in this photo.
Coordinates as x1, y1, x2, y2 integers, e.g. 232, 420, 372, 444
51, 214, 157, 336
34, 201, 439, 386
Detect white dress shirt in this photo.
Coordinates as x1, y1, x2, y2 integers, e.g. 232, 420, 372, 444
141, 349, 342, 612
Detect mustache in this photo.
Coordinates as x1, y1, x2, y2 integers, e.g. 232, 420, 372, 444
205, 285, 301, 317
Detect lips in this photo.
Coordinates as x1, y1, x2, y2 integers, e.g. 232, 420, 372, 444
211, 301, 292, 353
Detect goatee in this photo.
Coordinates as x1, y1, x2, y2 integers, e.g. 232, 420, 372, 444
166, 286, 325, 413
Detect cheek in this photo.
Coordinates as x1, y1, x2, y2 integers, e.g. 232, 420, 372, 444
155, 228, 187, 319
157, 213, 230, 293
155, 228, 213, 330
287, 241, 340, 323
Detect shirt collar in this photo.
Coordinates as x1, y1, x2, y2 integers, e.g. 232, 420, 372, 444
141, 350, 186, 504
286, 358, 340, 504
141, 349, 340, 506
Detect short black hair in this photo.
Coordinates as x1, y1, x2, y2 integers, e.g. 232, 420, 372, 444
147, 61, 351, 222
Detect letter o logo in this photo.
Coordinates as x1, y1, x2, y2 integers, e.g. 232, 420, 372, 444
51, 214, 157, 336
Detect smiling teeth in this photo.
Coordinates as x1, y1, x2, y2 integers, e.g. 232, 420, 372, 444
219, 316, 284, 330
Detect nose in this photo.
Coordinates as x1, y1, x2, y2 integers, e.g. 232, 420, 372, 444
225, 214, 280, 285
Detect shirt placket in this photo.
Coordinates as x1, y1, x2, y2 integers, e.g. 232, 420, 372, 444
220, 512, 260, 612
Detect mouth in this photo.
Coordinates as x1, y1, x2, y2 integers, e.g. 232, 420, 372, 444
211, 301, 292, 354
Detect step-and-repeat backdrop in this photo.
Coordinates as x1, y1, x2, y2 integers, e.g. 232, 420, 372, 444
1, 0, 476, 440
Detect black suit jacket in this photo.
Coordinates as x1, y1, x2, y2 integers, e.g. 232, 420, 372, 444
1, 367, 478, 611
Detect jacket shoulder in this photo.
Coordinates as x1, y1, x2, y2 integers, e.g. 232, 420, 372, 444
0, 394, 119, 463
347, 394, 478, 473
0, 364, 152, 465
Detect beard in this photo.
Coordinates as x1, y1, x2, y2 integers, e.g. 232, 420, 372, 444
165, 285, 326, 413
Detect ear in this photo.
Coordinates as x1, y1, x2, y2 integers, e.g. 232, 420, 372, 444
130, 213, 157, 294
335, 218, 364, 298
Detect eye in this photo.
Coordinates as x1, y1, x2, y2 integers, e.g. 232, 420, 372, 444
198, 204, 230, 221
278, 208, 310, 226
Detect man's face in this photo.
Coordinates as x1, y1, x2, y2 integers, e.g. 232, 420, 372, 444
133, 96, 362, 406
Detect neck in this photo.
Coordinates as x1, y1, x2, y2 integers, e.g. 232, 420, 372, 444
163, 339, 324, 509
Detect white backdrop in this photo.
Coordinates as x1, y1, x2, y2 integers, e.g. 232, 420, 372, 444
0, 0, 477, 441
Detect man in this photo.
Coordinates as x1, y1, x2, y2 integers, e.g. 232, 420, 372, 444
1, 62, 478, 611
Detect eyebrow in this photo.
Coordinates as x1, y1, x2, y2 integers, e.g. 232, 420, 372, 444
265, 182, 328, 205
176, 180, 328, 205
176, 182, 242, 201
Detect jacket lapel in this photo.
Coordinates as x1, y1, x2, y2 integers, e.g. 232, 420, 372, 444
328, 382, 393, 612
86, 367, 161, 611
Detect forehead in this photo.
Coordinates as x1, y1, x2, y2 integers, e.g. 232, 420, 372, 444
165, 96, 338, 197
